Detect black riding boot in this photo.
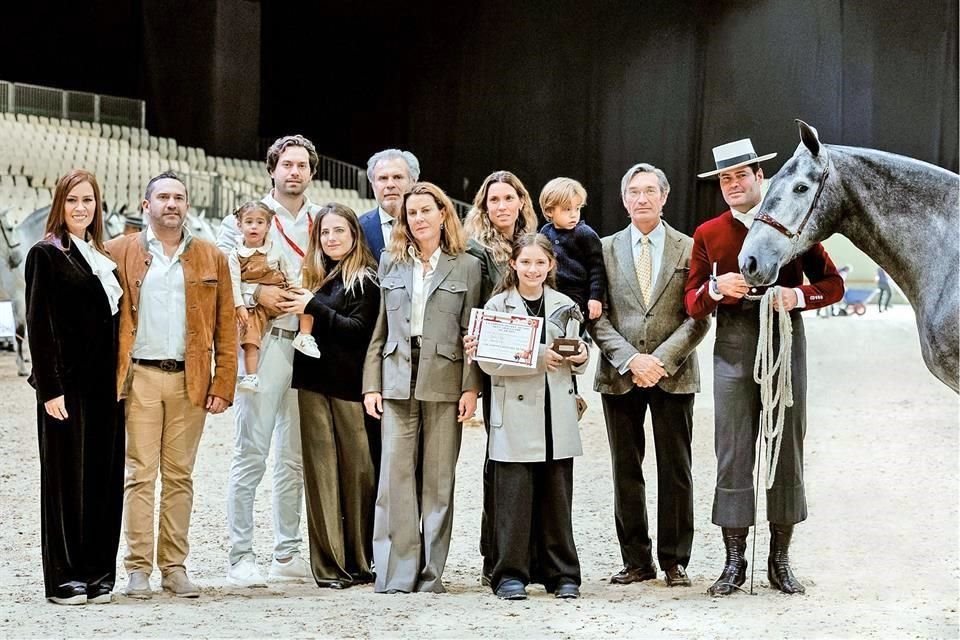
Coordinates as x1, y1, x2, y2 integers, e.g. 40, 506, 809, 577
707, 527, 748, 596
768, 523, 805, 594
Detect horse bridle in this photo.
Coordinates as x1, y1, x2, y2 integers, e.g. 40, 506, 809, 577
753, 163, 830, 241
0, 216, 20, 251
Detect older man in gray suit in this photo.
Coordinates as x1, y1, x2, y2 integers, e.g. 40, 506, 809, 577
590, 163, 710, 588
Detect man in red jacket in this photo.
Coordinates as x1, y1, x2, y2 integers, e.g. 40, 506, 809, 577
685, 138, 843, 596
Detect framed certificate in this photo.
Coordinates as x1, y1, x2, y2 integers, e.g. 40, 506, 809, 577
468, 308, 543, 368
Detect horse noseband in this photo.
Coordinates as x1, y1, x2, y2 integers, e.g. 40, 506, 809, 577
755, 165, 830, 241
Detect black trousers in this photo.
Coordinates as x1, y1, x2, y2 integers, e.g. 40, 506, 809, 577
601, 386, 694, 571
38, 392, 125, 597
490, 458, 580, 590
479, 374, 495, 576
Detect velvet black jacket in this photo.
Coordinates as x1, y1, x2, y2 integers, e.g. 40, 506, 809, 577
291, 272, 381, 401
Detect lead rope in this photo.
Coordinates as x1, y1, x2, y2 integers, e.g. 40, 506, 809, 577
754, 286, 793, 489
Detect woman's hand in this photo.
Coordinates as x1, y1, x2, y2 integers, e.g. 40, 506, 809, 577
44, 395, 68, 421
277, 288, 313, 315
566, 341, 589, 365
545, 348, 565, 372
364, 392, 383, 419
458, 390, 478, 422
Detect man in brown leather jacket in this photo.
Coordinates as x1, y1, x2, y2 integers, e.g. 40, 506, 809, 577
107, 171, 236, 599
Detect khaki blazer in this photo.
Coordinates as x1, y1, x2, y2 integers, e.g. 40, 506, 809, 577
362, 251, 482, 402
107, 231, 237, 407
590, 221, 710, 396
478, 287, 588, 463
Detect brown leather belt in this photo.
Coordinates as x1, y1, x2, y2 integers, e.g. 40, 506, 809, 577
270, 326, 297, 340
133, 358, 185, 372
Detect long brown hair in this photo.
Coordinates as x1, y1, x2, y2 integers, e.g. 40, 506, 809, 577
302, 203, 377, 294
387, 182, 467, 262
463, 171, 539, 264
493, 233, 557, 296
45, 169, 106, 254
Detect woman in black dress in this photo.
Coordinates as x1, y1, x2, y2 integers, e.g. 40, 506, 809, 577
25, 169, 124, 605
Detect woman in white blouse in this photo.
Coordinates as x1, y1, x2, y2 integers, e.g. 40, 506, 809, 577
25, 169, 125, 605
362, 182, 482, 593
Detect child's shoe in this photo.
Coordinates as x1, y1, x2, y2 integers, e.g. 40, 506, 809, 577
292, 333, 321, 358
237, 374, 260, 392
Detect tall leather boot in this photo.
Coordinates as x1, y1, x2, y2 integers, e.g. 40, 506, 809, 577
768, 523, 805, 594
707, 527, 748, 596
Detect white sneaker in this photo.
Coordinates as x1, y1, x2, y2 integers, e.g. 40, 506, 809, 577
292, 333, 321, 358
237, 374, 260, 392
226, 556, 267, 588
268, 555, 311, 582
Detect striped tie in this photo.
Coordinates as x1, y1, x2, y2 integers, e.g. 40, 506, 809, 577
635, 235, 652, 304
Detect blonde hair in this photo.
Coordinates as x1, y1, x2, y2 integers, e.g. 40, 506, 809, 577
539, 177, 587, 219
302, 203, 377, 294
493, 233, 557, 296
386, 182, 467, 262
463, 171, 538, 264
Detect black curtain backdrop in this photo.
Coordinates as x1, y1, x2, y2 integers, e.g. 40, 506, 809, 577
1, 0, 956, 235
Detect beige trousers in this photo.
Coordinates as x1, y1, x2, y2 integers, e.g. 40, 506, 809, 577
123, 364, 208, 575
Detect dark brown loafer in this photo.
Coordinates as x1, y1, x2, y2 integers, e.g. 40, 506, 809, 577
610, 565, 657, 585
664, 564, 691, 587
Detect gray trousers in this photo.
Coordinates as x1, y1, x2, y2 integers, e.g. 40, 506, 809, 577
712, 305, 808, 528
373, 350, 463, 593
298, 390, 375, 585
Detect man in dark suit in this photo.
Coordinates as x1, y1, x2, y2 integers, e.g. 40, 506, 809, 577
591, 163, 710, 588
358, 149, 420, 256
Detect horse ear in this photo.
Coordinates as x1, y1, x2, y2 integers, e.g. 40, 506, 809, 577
796, 119, 821, 157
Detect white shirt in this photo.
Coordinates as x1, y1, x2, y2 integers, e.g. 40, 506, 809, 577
378, 207, 395, 246
215, 190, 319, 330
132, 226, 189, 360
630, 220, 666, 285
70, 234, 122, 315
228, 239, 300, 308
409, 246, 441, 337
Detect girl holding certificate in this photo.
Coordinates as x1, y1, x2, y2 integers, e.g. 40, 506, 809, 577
467, 233, 589, 601
361, 182, 482, 594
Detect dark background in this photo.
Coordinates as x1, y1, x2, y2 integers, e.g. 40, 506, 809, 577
2, 0, 956, 235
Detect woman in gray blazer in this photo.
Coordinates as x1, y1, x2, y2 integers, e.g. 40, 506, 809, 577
362, 182, 482, 594
467, 234, 589, 601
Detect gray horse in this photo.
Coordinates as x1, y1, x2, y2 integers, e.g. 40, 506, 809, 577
0, 209, 30, 375
739, 120, 959, 393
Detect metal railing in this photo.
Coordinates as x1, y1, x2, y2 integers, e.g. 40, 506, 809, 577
0, 80, 145, 129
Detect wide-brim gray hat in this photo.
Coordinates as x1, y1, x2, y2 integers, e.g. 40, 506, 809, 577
697, 138, 777, 178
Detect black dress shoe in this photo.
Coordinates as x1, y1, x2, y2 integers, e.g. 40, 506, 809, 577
768, 523, 806, 594
664, 565, 691, 587
49, 582, 87, 605
610, 564, 657, 585
87, 583, 114, 604
554, 582, 580, 599
495, 578, 527, 600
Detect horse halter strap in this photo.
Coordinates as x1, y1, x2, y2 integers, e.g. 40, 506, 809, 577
754, 164, 830, 241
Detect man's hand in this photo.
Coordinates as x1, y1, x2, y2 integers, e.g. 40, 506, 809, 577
256, 285, 294, 315
772, 288, 798, 311
458, 390, 478, 422
629, 354, 667, 388
566, 342, 589, 365
587, 299, 602, 320
716, 272, 750, 299
206, 395, 229, 414
364, 392, 383, 419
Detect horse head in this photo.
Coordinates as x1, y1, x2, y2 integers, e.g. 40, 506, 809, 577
739, 120, 836, 286
0, 209, 23, 269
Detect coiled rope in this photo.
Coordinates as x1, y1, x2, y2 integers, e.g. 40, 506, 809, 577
753, 286, 793, 489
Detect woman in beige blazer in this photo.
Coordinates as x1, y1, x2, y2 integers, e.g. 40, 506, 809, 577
362, 182, 482, 594
467, 234, 589, 601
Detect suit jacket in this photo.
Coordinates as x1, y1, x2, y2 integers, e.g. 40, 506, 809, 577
362, 250, 482, 402
107, 231, 237, 407
478, 287, 587, 462
465, 238, 506, 304
359, 207, 387, 257
590, 221, 710, 396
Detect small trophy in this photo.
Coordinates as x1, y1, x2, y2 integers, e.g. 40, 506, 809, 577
549, 303, 584, 356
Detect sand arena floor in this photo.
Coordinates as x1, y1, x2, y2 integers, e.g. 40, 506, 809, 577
0, 305, 956, 638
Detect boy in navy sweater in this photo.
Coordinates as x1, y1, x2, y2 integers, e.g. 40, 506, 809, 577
538, 177, 606, 321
